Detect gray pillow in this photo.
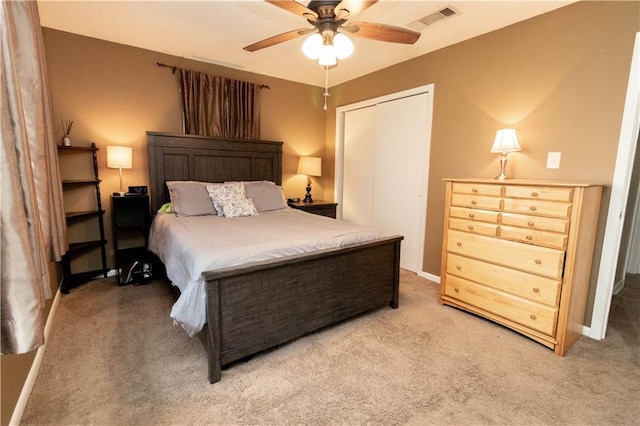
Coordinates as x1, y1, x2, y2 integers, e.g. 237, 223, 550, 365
243, 181, 286, 212
166, 181, 219, 217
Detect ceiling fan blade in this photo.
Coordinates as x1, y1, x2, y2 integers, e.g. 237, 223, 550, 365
243, 28, 312, 52
335, 0, 378, 18
265, 0, 317, 19
345, 22, 421, 44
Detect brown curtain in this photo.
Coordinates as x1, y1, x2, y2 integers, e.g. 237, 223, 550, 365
1, 1, 67, 354
179, 69, 261, 139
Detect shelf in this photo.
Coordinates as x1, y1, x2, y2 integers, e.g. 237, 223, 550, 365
66, 210, 105, 220
62, 179, 102, 185
62, 268, 110, 293
58, 141, 108, 292
57, 145, 99, 152
68, 239, 108, 254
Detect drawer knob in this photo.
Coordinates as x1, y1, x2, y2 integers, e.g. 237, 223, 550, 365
468, 213, 475, 218
454, 288, 460, 293
472, 188, 478, 193
531, 192, 539, 197
533, 287, 540, 293
535, 259, 542, 264
529, 206, 537, 211
527, 221, 535, 227
457, 242, 462, 247
526, 235, 533, 240
471, 200, 477, 205
530, 314, 537, 320
468, 225, 474, 230
456, 265, 462, 271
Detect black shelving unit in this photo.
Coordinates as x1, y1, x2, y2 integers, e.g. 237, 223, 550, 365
111, 194, 152, 285
57, 143, 108, 293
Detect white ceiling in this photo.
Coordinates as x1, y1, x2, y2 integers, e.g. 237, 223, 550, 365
38, 0, 575, 88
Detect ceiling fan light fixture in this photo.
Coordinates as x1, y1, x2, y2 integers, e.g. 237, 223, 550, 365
333, 33, 354, 60
301, 33, 323, 60
318, 44, 337, 66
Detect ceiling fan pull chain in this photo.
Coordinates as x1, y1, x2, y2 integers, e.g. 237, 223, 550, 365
323, 66, 330, 110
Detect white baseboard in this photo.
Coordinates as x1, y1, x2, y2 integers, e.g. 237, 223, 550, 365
418, 271, 441, 284
9, 285, 62, 426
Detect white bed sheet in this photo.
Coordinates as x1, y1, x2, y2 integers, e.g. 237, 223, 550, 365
148, 208, 385, 336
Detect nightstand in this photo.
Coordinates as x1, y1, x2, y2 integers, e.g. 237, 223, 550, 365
111, 194, 152, 285
288, 200, 338, 219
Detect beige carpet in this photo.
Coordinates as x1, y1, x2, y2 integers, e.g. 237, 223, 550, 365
22, 270, 639, 425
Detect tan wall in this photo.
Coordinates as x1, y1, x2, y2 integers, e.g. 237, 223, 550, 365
324, 1, 639, 324
42, 28, 328, 272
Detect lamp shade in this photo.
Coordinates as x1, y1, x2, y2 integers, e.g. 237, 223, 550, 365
297, 156, 322, 177
490, 129, 521, 153
318, 44, 337, 66
107, 146, 132, 169
333, 33, 354, 60
301, 33, 323, 60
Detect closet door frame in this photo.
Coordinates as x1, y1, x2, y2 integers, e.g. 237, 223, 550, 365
334, 84, 434, 277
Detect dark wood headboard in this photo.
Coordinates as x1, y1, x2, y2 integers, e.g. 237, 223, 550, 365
147, 132, 283, 213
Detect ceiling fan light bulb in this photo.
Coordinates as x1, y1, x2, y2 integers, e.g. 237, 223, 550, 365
302, 33, 322, 60
333, 33, 354, 60
318, 44, 337, 66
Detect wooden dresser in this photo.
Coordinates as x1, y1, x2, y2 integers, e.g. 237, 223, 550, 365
440, 178, 603, 355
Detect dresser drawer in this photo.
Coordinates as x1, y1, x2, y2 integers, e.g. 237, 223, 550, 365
449, 218, 498, 237
502, 198, 572, 219
451, 194, 501, 211
446, 253, 561, 307
504, 185, 573, 202
449, 206, 500, 223
500, 225, 568, 250
452, 182, 502, 197
444, 275, 558, 336
501, 212, 570, 234
447, 230, 565, 279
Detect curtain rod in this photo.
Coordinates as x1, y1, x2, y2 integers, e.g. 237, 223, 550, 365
156, 62, 270, 89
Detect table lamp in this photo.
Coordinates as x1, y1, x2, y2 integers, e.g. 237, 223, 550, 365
297, 156, 322, 203
490, 129, 521, 180
107, 146, 132, 196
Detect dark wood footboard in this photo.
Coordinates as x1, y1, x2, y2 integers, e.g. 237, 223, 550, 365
201, 235, 403, 383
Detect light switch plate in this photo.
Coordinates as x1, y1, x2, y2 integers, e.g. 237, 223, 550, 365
547, 152, 561, 169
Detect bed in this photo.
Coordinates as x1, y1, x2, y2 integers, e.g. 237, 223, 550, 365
147, 131, 403, 383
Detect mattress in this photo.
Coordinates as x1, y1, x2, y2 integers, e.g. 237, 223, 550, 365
148, 208, 385, 336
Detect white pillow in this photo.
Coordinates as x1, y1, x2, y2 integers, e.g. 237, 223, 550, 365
206, 182, 258, 218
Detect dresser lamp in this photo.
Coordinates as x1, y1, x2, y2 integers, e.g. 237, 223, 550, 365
490, 128, 521, 180
107, 146, 132, 196
297, 156, 322, 203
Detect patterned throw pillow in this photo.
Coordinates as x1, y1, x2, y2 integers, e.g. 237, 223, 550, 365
206, 182, 258, 218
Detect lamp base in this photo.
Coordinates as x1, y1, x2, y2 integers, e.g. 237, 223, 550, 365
494, 153, 510, 180
303, 183, 313, 203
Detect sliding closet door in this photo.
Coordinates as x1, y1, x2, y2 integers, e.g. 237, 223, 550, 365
342, 92, 430, 272
343, 106, 376, 226
372, 94, 429, 272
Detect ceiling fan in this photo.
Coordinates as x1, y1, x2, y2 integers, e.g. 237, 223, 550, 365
243, 0, 421, 58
